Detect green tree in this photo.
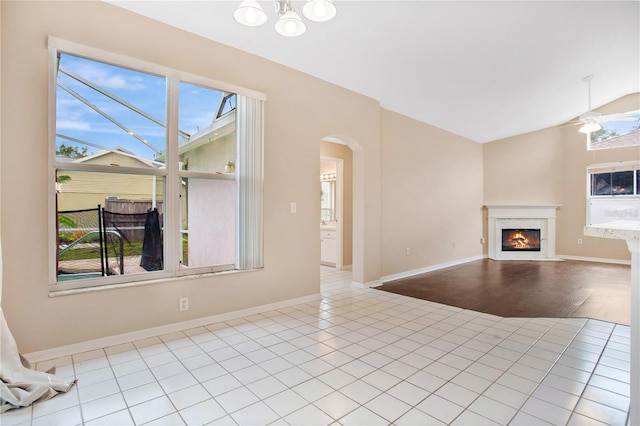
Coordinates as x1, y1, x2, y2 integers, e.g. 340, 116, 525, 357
56, 143, 88, 158
590, 127, 620, 144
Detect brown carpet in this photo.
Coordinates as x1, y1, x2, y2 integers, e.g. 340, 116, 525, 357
376, 259, 631, 325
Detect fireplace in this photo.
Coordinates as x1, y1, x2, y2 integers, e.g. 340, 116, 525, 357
501, 229, 541, 252
486, 205, 560, 260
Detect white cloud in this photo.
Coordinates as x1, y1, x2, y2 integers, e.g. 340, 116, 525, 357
57, 120, 92, 131
73, 61, 147, 91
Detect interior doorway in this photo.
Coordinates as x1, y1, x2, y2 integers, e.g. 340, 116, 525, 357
320, 141, 353, 270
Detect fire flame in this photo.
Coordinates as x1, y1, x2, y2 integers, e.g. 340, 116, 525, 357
510, 232, 530, 249
502, 229, 541, 252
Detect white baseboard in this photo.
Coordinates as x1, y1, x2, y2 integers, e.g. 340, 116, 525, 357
558, 255, 631, 265
379, 255, 486, 284
24, 293, 322, 364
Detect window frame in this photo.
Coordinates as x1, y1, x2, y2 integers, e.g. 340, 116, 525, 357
586, 161, 640, 227
588, 162, 640, 197
48, 37, 266, 293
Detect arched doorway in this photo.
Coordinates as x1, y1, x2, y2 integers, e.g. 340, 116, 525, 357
320, 134, 372, 285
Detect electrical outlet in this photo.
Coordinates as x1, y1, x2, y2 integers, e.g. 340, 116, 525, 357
290, 202, 297, 213
405, 248, 411, 256
179, 297, 189, 311
480, 237, 486, 244
577, 238, 583, 245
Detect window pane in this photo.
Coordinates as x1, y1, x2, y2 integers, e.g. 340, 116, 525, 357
588, 197, 640, 226
56, 53, 167, 167
589, 110, 640, 151
591, 173, 611, 196
57, 170, 164, 282
611, 171, 634, 195
178, 82, 236, 173
180, 177, 235, 269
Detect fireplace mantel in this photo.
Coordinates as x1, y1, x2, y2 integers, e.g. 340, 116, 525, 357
485, 204, 561, 260
486, 204, 561, 218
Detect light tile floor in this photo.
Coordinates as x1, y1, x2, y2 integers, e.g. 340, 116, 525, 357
1, 266, 631, 425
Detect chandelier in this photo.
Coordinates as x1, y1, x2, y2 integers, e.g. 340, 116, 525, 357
233, 0, 337, 37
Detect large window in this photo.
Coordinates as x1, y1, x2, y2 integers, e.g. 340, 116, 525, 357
587, 163, 640, 226
50, 38, 264, 291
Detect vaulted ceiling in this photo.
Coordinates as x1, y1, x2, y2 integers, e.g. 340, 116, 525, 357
108, 1, 640, 143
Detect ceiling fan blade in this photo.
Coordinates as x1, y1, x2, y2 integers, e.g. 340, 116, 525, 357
559, 121, 583, 129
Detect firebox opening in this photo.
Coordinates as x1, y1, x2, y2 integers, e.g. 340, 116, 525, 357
502, 229, 541, 252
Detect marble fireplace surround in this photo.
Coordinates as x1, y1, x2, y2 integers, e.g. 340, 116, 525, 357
486, 205, 561, 261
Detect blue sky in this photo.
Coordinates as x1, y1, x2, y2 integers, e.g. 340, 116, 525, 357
600, 114, 640, 134
592, 111, 640, 144
56, 53, 225, 163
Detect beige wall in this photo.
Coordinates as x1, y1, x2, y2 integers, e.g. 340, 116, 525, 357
484, 93, 640, 261
1, 1, 381, 352
320, 141, 353, 267
380, 109, 484, 276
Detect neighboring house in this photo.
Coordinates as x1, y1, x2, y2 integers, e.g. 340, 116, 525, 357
56, 147, 163, 212
591, 129, 640, 150
176, 110, 237, 268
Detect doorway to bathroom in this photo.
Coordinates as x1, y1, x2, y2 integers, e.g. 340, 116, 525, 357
320, 141, 353, 271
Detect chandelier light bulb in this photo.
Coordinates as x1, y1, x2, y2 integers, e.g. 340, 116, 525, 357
286, 21, 297, 33
302, 0, 337, 22
245, 9, 258, 24
275, 10, 306, 37
233, 0, 268, 27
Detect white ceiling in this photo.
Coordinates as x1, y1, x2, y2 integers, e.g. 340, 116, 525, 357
109, 1, 639, 143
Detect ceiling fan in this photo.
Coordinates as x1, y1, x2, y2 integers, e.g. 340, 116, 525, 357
576, 75, 639, 134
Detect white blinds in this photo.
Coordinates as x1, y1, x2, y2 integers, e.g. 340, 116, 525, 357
236, 96, 265, 270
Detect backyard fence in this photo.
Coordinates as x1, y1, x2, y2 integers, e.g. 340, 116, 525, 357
57, 200, 163, 280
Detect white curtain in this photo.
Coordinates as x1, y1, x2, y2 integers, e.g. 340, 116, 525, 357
236, 95, 264, 270
0, 240, 76, 412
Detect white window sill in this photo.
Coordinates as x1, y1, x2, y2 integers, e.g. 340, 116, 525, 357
49, 267, 263, 298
